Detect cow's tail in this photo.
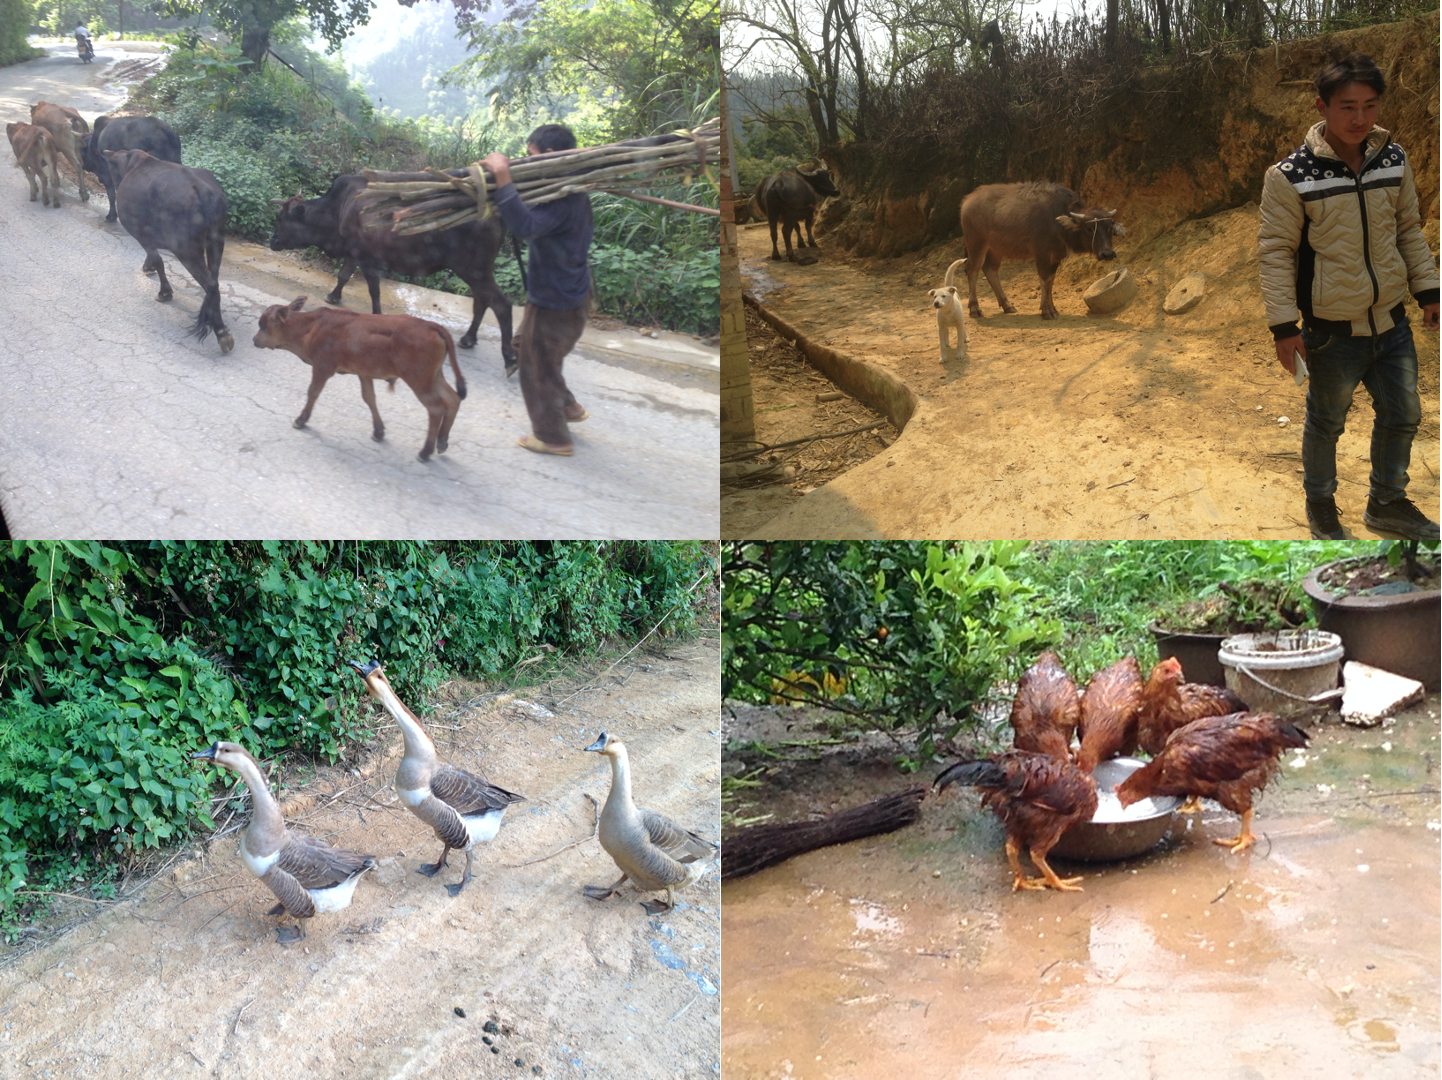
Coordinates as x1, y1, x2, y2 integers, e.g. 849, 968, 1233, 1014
436, 323, 465, 400
189, 287, 220, 343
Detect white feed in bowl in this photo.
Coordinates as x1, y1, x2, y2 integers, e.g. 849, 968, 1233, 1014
1092, 789, 1166, 823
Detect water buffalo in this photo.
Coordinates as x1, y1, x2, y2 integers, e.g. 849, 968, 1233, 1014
104, 149, 233, 353
268, 175, 515, 366
750, 166, 840, 262
959, 182, 1126, 320
81, 115, 182, 222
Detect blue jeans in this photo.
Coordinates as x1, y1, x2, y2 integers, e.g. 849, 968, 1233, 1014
1300, 317, 1421, 503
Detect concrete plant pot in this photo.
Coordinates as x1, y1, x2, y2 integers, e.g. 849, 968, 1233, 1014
1303, 558, 1440, 690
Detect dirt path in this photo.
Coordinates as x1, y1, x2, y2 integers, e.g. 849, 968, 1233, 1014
732, 207, 1440, 539
0, 644, 721, 1080
721, 696, 1440, 1079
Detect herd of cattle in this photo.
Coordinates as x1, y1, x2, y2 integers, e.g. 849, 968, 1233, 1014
5, 102, 521, 460
746, 164, 1126, 324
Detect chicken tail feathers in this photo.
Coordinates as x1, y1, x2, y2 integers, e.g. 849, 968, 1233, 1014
935, 759, 1006, 792
1276, 721, 1310, 749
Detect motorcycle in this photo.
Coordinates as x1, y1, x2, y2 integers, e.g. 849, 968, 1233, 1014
76, 35, 94, 63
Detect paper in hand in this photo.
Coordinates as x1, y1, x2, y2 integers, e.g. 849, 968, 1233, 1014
1293, 349, 1308, 386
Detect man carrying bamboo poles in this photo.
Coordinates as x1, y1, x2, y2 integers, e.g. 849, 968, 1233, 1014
483, 125, 594, 457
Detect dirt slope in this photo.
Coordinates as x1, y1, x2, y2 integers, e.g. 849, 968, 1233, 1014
731, 201, 1439, 539
0, 644, 721, 1080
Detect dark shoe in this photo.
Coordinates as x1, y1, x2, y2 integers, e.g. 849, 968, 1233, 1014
1363, 496, 1440, 543
1306, 496, 1345, 540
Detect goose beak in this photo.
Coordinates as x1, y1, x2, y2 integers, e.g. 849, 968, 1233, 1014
583, 733, 608, 752
192, 744, 218, 761
349, 659, 382, 678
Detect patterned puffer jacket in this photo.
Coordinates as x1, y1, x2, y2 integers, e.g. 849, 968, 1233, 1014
1258, 121, 1439, 339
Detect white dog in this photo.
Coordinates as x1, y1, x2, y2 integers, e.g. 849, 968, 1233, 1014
927, 258, 969, 363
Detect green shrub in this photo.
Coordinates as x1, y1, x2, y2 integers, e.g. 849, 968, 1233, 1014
181, 138, 287, 240
0, 540, 711, 928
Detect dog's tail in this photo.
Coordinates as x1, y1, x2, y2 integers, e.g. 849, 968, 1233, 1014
943, 258, 967, 288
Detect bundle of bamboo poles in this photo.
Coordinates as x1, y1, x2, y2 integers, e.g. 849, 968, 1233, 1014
355, 118, 720, 236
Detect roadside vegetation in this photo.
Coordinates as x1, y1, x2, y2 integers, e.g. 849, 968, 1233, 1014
722, 540, 1377, 771
0, 540, 715, 942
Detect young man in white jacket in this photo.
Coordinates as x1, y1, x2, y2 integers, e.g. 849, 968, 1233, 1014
1258, 52, 1439, 542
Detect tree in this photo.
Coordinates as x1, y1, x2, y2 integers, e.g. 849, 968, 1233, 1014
436, 0, 718, 140
153, 0, 375, 72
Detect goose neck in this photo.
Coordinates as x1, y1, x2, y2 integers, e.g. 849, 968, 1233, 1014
371, 680, 437, 771
230, 754, 285, 849
605, 744, 634, 811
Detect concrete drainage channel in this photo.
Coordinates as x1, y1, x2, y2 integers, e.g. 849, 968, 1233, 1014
740, 293, 920, 435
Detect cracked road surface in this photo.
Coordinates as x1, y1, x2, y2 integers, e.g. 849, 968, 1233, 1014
0, 44, 719, 538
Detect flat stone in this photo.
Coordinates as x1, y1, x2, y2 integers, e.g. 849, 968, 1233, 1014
1340, 661, 1425, 727
1164, 273, 1207, 315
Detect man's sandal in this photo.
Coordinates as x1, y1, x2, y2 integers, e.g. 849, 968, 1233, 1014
517, 435, 573, 456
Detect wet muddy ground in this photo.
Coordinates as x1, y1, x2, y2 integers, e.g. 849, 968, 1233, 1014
730, 209, 1440, 539
721, 696, 1440, 1079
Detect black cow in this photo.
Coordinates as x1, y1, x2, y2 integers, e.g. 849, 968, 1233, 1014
750, 167, 841, 262
104, 149, 233, 354
268, 175, 515, 365
81, 115, 182, 222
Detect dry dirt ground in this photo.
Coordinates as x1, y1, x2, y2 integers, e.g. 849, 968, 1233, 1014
729, 206, 1441, 539
720, 695, 1440, 1079
0, 643, 721, 1080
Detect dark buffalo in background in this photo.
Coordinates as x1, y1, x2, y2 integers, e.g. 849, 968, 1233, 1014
268, 175, 516, 367
959, 181, 1126, 321
104, 149, 233, 353
750, 166, 840, 263
81, 115, 182, 222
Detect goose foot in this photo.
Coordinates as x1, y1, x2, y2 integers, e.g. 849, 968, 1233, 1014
274, 924, 304, 944
418, 845, 451, 877
640, 899, 674, 915
582, 885, 617, 901
265, 903, 285, 916
445, 851, 474, 897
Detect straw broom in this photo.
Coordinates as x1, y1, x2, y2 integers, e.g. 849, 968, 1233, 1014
355, 118, 720, 236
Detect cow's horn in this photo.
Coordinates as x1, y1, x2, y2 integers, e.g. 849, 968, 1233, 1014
1069, 211, 1086, 220
1113, 224, 1126, 237
1106, 207, 1117, 216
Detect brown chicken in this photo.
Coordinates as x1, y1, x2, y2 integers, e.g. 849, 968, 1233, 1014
1116, 711, 1308, 853
1137, 657, 1250, 811
1075, 655, 1144, 773
935, 751, 1098, 892
1010, 651, 1080, 762
1138, 657, 1250, 757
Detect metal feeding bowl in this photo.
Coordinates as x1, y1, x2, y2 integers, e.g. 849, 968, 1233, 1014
1051, 757, 1179, 862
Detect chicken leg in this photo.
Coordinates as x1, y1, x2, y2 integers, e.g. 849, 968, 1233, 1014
1177, 796, 1204, 814
1030, 845, 1085, 891
1212, 808, 1257, 853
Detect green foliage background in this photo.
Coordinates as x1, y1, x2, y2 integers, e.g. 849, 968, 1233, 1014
0, 540, 713, 930
0, 0, 43, 65
723, 540, 1373, 767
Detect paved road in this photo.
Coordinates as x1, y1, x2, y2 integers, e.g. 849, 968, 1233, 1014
0, 44, 719, 538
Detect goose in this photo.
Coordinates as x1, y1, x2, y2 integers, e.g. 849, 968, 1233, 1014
350, 659, 525, 896
583, 731, 717, 915
192, 741, 375, 943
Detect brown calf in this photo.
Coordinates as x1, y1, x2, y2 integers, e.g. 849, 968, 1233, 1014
29, 101, 90, 202
6, 122, 61, 207
253, 296, 467, 461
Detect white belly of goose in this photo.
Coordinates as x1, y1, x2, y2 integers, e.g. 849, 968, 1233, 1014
464, 807, 508, 844
398, 786, 428, 809
240, 840, 280, 879
308, 873, 363, 913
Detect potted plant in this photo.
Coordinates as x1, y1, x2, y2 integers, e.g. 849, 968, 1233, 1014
1150, 579, 1309, 686
1302, 540, 1440, 689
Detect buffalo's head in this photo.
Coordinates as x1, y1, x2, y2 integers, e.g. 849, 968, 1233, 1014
1056, 208, 1125, 260
101, 148, 152, 181
797, 166, 840, 199
267, 193, 316, 252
